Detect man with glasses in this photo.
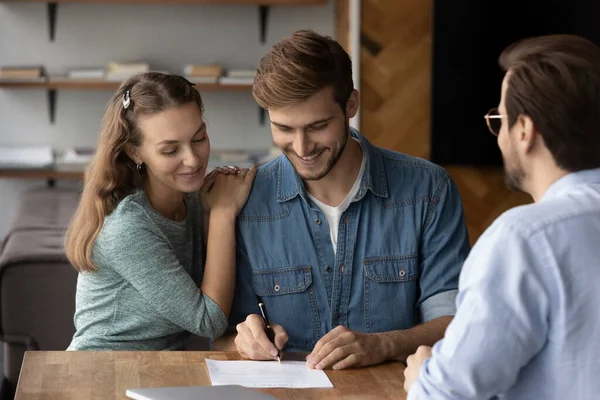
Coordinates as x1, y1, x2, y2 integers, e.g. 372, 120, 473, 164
404, 34, 600, 399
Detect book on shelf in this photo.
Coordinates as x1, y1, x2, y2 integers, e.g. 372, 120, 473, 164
0, 65, 46, 82
184, 64, 222, 77
107, 62, 150, 73
184, 63, 222, 84
106, 62, 151, 81
0, 145, 54, 169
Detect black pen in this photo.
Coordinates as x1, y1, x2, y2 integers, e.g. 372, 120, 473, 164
258, 299, 281, 363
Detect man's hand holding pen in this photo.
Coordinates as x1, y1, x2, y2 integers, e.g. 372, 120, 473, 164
258, 302, 281, 363
235, 313, 288, 361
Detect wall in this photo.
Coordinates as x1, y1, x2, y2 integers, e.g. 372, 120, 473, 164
359, 0, 531, 244
0, 0, 335, 238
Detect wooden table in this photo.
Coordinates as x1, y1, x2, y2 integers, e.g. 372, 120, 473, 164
15, 351, 406, 400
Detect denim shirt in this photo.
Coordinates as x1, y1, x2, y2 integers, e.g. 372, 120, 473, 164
231, 130, 470, 352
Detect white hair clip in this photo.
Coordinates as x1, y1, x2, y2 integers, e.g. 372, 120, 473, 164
123, 90, 131, 109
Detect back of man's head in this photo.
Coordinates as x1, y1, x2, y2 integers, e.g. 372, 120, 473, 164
252, 30, 354, 112
499, 34, 600, 172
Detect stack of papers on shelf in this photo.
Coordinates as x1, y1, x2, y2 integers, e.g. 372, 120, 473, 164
220, 69, 256, 85
49, 68, 106, 83
0, 145, 54, 169
55, 147, 94, 172
67, 67, 105, 80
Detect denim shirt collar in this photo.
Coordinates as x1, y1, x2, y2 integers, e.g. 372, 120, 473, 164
277, 128, 389, 203
541, 167, 600, 202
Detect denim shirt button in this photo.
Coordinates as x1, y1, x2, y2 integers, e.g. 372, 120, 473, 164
315, 218, 322, 225
325, 265, 331, 272
399, 268, 406, 277
274, 284, 281, 292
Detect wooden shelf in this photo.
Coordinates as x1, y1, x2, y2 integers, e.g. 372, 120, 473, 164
0, 169, 83, 185
0, 79, 263, 124
0, 0, 315, 186
0, 0, 324, 3
0, 80, 253, 92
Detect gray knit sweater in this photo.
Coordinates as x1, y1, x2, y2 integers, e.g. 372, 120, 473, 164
67, 190, 228, 351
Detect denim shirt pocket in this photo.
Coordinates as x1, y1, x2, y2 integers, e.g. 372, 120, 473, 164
251, 266, 321, 351
363, 254, 419, 332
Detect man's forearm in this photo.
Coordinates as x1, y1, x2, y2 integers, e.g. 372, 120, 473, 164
379, 316, 452, 362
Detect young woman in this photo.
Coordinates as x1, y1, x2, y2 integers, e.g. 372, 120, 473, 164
65, 72, 256, 350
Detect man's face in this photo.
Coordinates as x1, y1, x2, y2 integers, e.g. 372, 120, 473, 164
268, 87, 357, 181
498, 73, 526, 192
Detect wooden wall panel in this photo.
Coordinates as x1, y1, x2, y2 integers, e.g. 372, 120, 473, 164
335, 0, 350, 52
358, 0, 532, 245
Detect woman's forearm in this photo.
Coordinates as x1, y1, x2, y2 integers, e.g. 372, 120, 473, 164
200, 209, 237, 316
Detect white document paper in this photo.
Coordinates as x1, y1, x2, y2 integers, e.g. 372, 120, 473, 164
205, 359, 334, 389
0, 145, 53, 169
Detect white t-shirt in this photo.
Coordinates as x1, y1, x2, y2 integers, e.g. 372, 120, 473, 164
307, 142, 366, 254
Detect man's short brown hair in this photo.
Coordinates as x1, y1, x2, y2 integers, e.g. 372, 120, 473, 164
500, 34, 600, 172
253, 30, 354, 111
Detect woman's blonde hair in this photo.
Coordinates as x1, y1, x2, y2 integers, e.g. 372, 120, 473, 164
65, 73, 203, 272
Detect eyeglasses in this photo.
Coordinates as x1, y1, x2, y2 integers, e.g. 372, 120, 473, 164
484, 108, 503, 136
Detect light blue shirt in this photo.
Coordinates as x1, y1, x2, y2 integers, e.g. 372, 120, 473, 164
409, 168, 600, 400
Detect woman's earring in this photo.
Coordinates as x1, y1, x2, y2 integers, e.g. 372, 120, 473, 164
136, 163, 142, 171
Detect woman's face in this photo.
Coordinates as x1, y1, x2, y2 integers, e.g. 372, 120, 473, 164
134, 102, 210, 194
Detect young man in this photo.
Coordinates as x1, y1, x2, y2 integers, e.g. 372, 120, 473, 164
404, 34, 600, 399
230, 30, 470, 370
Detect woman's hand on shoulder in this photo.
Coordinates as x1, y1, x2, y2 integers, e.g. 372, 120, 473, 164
199, 165, 257, 217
